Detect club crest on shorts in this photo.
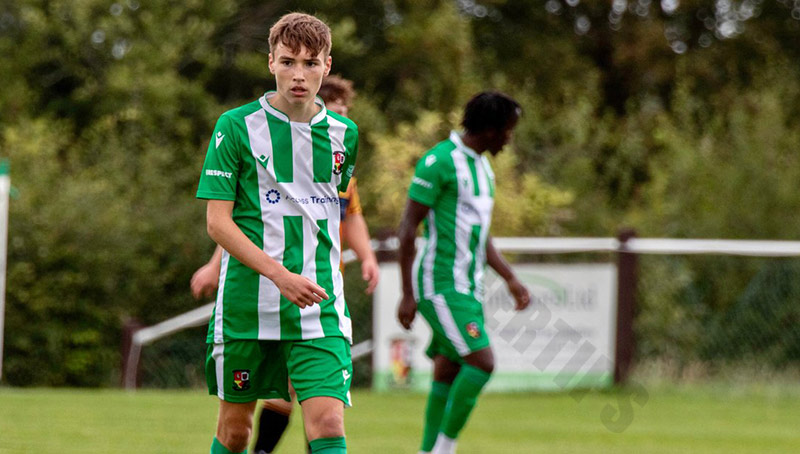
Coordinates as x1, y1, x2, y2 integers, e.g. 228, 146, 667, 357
333, 151, 345, 175
465, 322, 481, 339
232, 370, 250, 391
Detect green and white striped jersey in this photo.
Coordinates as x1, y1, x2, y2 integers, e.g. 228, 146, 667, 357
409, 131, 495, 303
197, 92, 358, 343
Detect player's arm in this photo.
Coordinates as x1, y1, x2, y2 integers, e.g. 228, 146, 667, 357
206, 199, 328, 308
342, 213, 379, 294
396, 199, 430, 329
486, 236, 530, 311
190, 245, 223, 300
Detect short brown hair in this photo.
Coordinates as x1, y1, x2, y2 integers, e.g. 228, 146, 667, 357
318, 75, 355, 106
269, 12, 331, 57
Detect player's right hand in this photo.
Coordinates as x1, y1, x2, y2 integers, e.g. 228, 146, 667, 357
273, 270, 329, 309
397, 294, 417, 330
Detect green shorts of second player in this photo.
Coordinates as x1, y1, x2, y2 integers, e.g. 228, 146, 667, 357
205, 336, 352, 405
417, 292, 490, 363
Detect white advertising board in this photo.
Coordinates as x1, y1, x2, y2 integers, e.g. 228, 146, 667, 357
372, 262, 617, 392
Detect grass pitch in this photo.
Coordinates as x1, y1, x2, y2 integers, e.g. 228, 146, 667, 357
1, 384, 799, 453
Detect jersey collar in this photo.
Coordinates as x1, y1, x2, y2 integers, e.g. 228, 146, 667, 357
260, 91, 328, 125
449, 130, 481, 158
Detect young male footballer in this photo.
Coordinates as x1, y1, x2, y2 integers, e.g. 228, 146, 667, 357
196, 13, 357, 454
397, 92, 531, 454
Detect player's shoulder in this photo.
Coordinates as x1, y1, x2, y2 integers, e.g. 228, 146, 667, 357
218, 99, 263, 124
326, 109, 358, 131
419, 138, 458, 168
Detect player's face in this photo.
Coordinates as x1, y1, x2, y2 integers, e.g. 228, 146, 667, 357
487, 116, 519, 155
268, 42, 331, 109
326, 97, 349, 116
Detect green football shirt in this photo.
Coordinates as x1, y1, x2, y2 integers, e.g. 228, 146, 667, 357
197, 92, 358, 343
408, 131, 495, 303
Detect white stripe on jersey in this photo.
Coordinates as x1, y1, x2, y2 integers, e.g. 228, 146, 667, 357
421, 210, 438, 299
292, 122, 325, 339
213, 251, 230, 343
246, 109, 283, 340
473, 156, 494, 299
411, 237, 426, 302
432, 294, 470, 356
451, 151, 475, 294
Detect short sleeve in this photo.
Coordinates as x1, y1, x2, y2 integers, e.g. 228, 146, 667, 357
346, 178, 362, 215
408, 152, 446, 207
337, 123, 358, 192
197, 114, 239, 201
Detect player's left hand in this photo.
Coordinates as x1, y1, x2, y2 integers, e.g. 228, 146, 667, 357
191, 263, 219, 300
361, 258, 380, 295
397, 294, 417, 330
507, 277, 531, 311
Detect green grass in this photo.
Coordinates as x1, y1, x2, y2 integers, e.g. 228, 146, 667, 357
1, 385, 799, 453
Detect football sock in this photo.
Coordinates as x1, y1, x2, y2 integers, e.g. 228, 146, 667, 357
440, 364, 492, 439
420, 381, 452, 452
309, 436, 347, 453
431, 433, 457, 454
252, 405, 290, 453
210, 437, 245, 454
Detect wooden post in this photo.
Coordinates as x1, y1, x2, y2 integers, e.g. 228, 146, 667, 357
121, 318, 143, 388
614, 228, 637, 385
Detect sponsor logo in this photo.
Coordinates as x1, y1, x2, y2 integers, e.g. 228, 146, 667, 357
342, 369, 351, 384
215, 131, 225, 148
285, 194, 339, 206
265, 189, 281, 204
206, 169, 233, 179
425, 155, 437, 167
466, 322, 481, 339
232, 370, 250, 391
333, 151, 346, 175
412, 176, 433, 189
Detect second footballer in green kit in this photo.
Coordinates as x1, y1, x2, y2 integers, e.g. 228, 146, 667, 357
397, 92, 531, 454
197, 13, 356, 454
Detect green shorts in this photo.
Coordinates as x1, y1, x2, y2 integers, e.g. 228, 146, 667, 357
417, 292, 490, 363
205, 337, 352, 406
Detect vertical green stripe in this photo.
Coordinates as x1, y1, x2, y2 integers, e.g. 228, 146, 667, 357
312, 119, 333, 183
222, 147, 261, 340
466, 156, 480, 196
222, 258, 260, 339
280, 216, 303, 338
467, 225, 481, 292
268, 115, 293, 183
315, 219, 337, 336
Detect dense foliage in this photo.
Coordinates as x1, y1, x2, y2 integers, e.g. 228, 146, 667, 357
1, 0, 799, 386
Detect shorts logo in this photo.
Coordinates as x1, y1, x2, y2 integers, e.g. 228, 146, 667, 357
265, 189, 281, 204
333, 151, 345, 175
465, 322, 481, 339
232, 370, 250, 391
342, 369, 351, 384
